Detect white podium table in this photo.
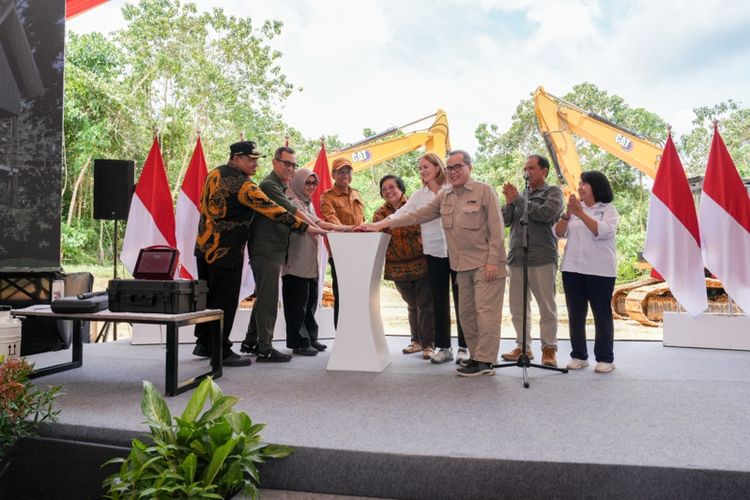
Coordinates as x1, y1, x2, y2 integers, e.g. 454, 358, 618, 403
327, 232, 392, 372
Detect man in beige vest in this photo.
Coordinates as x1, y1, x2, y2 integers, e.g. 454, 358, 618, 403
365, 150, 507, 377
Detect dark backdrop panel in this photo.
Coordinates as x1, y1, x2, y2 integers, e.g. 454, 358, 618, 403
0, 0, 65, 270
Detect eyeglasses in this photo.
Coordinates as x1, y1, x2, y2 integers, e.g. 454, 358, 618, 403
445, 163, 466, 173
276, 158, 298, 170
305, 180, 318, 187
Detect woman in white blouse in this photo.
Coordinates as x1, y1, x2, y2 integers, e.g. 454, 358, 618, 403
389, 153, 467, 364
554, 171, 619, 373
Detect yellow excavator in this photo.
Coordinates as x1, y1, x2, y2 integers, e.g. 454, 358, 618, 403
303, 110, 449, 307
534, 86, 727, 326
306, 110, 450, 171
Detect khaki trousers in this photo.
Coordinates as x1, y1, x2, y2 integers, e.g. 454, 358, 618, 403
456, 268, 505, 364
508, 263, 558, 350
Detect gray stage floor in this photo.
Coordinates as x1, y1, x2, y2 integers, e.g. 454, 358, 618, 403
27, 337, 750, 474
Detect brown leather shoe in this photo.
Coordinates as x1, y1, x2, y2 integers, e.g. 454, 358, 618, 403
402, 341, 422, 354
500, 347, 533, 361
422, 347, 435, 360
542, 347, 557, 367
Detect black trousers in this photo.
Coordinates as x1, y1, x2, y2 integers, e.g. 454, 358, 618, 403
329, 258, 339, 328
426, 255, 466, 349
194, 255, 238, 354
562, 271, 616, 363
282, 275, 319, 348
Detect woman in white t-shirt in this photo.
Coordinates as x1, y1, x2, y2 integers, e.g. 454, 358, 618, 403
389, 153, 467, 364
555, 171, 619, 374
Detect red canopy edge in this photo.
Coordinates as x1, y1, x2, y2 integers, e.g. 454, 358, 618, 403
66, 0, 109, 20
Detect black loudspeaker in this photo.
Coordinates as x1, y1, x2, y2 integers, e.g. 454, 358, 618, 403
93, 159, 135, 220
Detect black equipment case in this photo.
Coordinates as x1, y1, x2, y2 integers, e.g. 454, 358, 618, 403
107, 279, 208, 314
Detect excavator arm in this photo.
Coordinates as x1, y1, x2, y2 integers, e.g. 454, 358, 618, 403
534, 87, 733, 327
534, 86, 662, 189
308, 110, 450, 172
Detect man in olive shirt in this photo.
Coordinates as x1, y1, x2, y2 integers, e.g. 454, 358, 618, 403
500, 154, 563, 367
241, 146, 320, 362
366, 150, 507, 377
194, 141, 311, 367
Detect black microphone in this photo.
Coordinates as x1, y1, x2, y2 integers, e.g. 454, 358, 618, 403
523, 171, 530, 180
77, 290, 108, 300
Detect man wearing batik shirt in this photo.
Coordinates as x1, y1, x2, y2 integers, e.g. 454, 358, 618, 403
193, 141, 323, 367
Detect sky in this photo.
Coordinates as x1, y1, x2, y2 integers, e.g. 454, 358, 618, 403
68, 0, 750, 155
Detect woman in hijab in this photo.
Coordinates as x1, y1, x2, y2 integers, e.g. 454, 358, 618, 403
282, 168, 352, 356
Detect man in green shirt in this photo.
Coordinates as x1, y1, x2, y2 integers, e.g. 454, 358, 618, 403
241, 146, 319, 361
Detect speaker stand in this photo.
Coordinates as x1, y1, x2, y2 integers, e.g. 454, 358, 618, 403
96, 220, 119, 342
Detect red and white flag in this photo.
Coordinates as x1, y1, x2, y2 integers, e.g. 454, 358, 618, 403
643, 134, 707, 316
699, 126, 750, 314
311, 143, 334, 300
176, 137, 207, 279
121, 137, 176, 274
311, 142, 333, 215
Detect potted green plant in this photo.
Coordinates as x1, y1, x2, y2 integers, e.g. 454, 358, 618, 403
0, 356, 62, 465
102, 378, 293, 499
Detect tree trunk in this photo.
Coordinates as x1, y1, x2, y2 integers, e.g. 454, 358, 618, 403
67, 155, 92, 225
172, 144, 193, 199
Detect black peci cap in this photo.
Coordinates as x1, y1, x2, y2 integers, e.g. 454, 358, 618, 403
230, 141, 265, 158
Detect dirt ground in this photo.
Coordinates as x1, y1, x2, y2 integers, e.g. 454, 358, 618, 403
90, 275, 661, 342
379, 285, 662, 342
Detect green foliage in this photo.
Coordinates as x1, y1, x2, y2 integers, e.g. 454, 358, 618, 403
679, 100, 750, 177
63, 0, 302, 265
0, 357, 62, 459
102, 378, 292, 500
612, 195, 649, 282
61, 220, 105, 265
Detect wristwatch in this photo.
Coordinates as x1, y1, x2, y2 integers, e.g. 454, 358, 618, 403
560, 214, 571, 221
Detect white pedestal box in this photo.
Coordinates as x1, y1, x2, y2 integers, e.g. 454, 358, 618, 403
663, 312, 750, 351
326, 232, 392, 372
130, 306, 335, 345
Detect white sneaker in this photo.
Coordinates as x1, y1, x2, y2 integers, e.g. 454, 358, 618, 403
455, 347, 469, 365
595, 362, 615, 373
430, 348, 454, 364
566, 358, 589, 370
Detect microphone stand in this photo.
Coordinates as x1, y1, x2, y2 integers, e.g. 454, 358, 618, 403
495, 174, 567, 387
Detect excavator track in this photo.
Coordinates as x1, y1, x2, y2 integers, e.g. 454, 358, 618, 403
614, 278, 733, 326
611, 278, 660, 320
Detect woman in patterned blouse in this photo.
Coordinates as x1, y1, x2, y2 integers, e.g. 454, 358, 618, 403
372, 175, 435, 360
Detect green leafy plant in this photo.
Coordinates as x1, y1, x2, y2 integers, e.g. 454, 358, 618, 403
0, 357, 62, 459
102, 378, 292, 499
